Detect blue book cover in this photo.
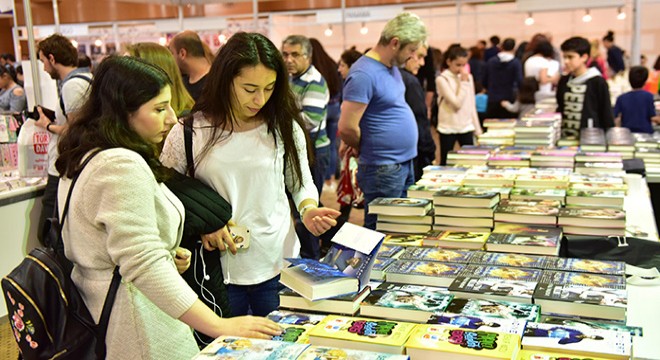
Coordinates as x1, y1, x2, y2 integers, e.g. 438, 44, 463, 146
286, 258, 351, 282
470, 251, 547, 269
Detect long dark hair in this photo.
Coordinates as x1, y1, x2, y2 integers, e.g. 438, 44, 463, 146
56, 56, 172, 180
309, 38, 340, 98
442, 44, 467, 71
192, 32, 311, 190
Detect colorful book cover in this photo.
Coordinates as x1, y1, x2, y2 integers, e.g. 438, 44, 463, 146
321, 241, 382, 288
557, 208, 625, 220
538, 270, 626, 289
492, 223, 562, 236
470, 251, 547, 269
271, 324, 313, 344
363, 283, 453, 313
371, 258, 396, 279
383, 234, 425, 247
522, 322, 631, 358
534, 282, 627, 310
376, 245, 404, 259
368, 197, 432, 216
510, 188, 566, 197
404, 324, 519, 358
286, 258, 351, 282
486, 232, 560, 249
495, 205, 559, 216
428, 313, 527, 336
194, 336, 309, 360
566, 189, 626, 198
516, 349, 611, 360
308, 315, 417, 347
445, 298, 541, 322
385, 260, 465, 278
498, 199, 562, 208
267, 310, 327, 326
434, 187, 500, 199
540, 316, 643, 337
448, 276, 536, 301
398, 247, 474, 263
543, 258, 625, 275
460, 265, 542, 281
297, 346, 410, 360
425, 231, 490, 247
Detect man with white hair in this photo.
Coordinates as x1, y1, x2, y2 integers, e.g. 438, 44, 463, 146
338, 12, 428, 229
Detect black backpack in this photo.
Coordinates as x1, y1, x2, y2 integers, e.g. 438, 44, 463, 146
2, 150, 121, 359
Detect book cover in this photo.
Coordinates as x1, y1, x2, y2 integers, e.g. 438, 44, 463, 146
271, 324, 313, 344
194, 336, 309, 360
448, 276, 537, 302
533, 282, 627, 321
371, 258, 397, 280
460, 265, 542, 281
543, 258, 625, 276
498, 199, 562, 208
557, 208, 626, 226
470, 251, 547, 269
516, 349, 611, 360
522, 322, 631, 359
445, 298, 541, 322
491, 223, 562, 236
486, 231, 560, 251
495, 205, 559, 217
376, 245, 404, 259
434, 187, 500, 199
423, 230, 489, 249
404, 324, 519, 359
398, 247, 474, 264
428, 313, 527, 336
361, 283, 453, 322
383, 234, 425, 247
540, 316, 643, 337
385, 260, 465, 278
537, 270, 626, 289
297, 346, 410, 360
308, 315, 417, 349
566, 189, 626, 198
510, 188, 566, 198
368, 197, 432, 216
278, 287, 371, 315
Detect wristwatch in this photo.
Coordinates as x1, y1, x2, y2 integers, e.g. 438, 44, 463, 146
46, 123, 54, 133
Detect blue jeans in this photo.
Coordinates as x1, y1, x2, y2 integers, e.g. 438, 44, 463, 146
227, 275, 282, 316
325, 102, 341, 180
357, 160, 415, 230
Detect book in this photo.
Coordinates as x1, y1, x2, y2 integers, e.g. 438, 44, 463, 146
448, 276, 537, 303
469, 251, 547, 269
422, 230, 489, 249
515, 349, 611, 360
407, 184, 461, 199
428, 313, 527, 336
514, 174, 569, 188
445, 298, 541, 322
498, 198, 563, 208
434, 205, 495, 218
433, 225, 493, 233
561, 226, 625, 237
382, 234, 425, 247
434, 216, 494, 228
485, 225, 562, 256
360, 283, 453, 322
422, 164, 471, 175
534, 283, 627, 321
493, 205, 558, 225
384, 260, 466, 287
459, 265, 542, 281
433, 188, 500, 208
297, 346, 410, 360
281, 223, 384, 300
371, 258, 396, 280
193, 336, 309, 359
404, 324, 519, 359
376, 244, 404, 259
278, 287, 371, 315
463, 173, 516, 187
367, 197, 433, 216
543, 258, 625, 276
536, 270, 626, 289
377, 212, 434, 225
266, 310, 327, 326
565, 189, 625, 208
307, 315, 417, 354
540, 316, 643, 337
557, 208, 626, 228
509, 188, 566, 203
398, 247, 474, 263
522, 322, 631, 359
376, 222, 432, 234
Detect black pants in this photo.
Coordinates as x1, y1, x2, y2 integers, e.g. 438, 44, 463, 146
486, 100, 517, 119
38, 175, 60, 245
439, 132, 474, 165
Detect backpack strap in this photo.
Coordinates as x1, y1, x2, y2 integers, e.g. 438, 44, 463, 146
183, 116, 195, 179
59, 74, 92, 118
58, 149, 121, 358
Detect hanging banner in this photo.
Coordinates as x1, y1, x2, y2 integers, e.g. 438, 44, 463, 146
316, 5, 404, 24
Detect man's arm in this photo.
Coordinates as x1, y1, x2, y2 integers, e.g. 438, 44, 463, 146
338, 100, 367, 149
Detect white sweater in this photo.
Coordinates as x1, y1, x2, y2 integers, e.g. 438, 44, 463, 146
160, 114, 318, 285
436, 69, 480, 134
59, 148, 199, 359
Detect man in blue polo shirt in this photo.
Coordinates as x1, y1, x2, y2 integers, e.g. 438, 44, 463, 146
338, 12, 428, 229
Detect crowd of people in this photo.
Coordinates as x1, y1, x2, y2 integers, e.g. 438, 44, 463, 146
1, 12, 659, 359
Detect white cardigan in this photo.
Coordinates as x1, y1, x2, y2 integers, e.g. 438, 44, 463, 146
435, 69, 481, 135
59, 148, 199, 359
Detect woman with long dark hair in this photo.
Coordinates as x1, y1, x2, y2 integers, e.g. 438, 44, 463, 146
161, 33, 340, 317
56, 56, 280, 359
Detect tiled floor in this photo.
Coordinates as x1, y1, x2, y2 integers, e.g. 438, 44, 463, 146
0, 180, 356, 358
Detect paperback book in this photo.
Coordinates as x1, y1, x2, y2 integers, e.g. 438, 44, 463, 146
428, 313, 527, 336
543, 258, 625, 276
382, 234, 425, 247
557, 208, 626, 228
540, 316, 643, 337
371, 258, 397, 280
536, 270, 626, 289
448, 276, 537, 303
367, 197, 433, 216
193, 336, 309, 360
404, 324, 519, 360
360, 282, 453, 322
493, 204, 559, 225
307, 315, 417, 354
533, 283, 627, 321
297, 346, 410, 360
565, 189, 625, 208
398, 247, 474, 263
433, 188, 501, 208
278, 287, 370, 315
485, 225, 562, 256
444, 298, 541, 322
407, 184, 461, 199
469, 251, 547, 269
459, 265, 542, 281
522, 322, 632, 359
509, 188, 566, 203
385, 260, 466, 287
421, 230, 489, 249
515, 349, 611, 360
376, 245, 404, 259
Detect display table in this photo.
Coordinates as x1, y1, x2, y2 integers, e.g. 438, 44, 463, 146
0, 184, 44, 317
624, 177, 659, 241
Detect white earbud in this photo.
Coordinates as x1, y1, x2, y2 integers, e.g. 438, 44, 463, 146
204, 274, 210, 281
223, 279, 229, 285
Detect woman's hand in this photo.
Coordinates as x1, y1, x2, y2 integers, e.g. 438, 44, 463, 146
302, 207, 341, 237
173, 247, 191, 274
201, 222, 237, 255
221, 316, 282, 339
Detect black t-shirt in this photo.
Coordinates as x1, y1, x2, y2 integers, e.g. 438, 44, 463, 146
183, 74, 208, 102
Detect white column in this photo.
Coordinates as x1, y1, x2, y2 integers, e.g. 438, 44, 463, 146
630, 0, 641, 66
51, 0, 60, 33
23, 0, 42, 104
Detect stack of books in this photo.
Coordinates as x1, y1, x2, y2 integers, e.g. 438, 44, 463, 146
530, 148, 577, 168
606, 127, 635, 159
557, 207, 626, 236
485, 223, 562, 256
487, 149, 531, 168
446, 147, 492, 166
360, 283, 453, 322
514, 119, 559, 147
565, 188, 625, 209
574, 152, 624, 175
384, 247, 472, 287
579, 127, 607, 152
569, 174, 628, 194
368, 197, 434, 234
493, 199, 560, 227
421, 229, 490, 249
477, 128, 516, 146
432, 187, 500, 232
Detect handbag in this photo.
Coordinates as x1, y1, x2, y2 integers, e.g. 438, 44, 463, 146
336, 153, 364, 208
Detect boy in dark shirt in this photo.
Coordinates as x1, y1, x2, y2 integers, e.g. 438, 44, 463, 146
614, 66, 660, 134
556, 37, 614, 139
